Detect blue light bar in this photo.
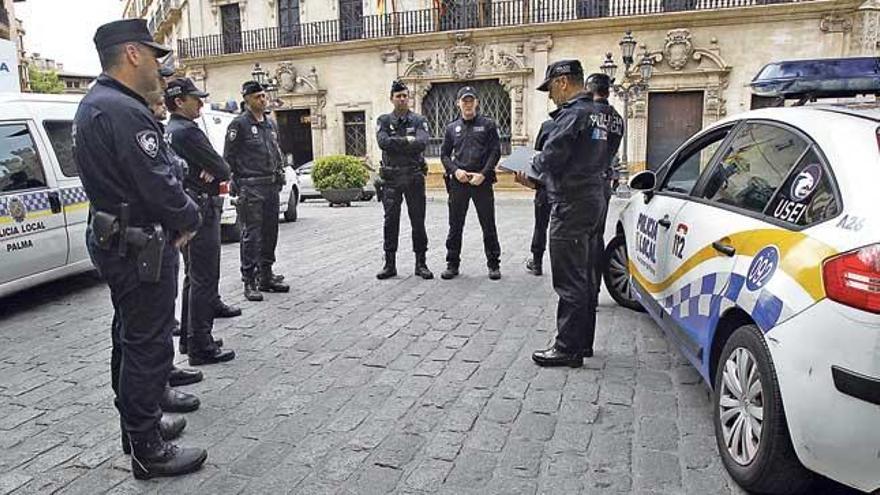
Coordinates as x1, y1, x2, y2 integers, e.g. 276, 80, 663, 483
750, 57, 880, 100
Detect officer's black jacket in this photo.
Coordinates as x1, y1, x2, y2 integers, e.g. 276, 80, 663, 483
376, 111, 429, 171
528, 92, 623, 201
440, 114, 501, 182
73, 75, 200, 232
167, 113, 231, 195
223, 111, 284, 180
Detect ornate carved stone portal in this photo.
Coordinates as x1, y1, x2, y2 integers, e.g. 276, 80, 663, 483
398, 32, 533, 146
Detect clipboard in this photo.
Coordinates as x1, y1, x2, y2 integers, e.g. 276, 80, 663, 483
498, 146, 537, 173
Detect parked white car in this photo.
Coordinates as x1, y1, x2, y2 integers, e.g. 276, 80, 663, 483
604, 58, 880, 494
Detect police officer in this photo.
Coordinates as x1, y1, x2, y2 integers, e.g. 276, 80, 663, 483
74, 19, 207, 478
375, 80, 433, 280
165, 78, 237, 366
224, 81, 290, 300
516, 59, 623, 367
440, 86, 502, 280
584, 73, 623, 307
525, 119, 556, 277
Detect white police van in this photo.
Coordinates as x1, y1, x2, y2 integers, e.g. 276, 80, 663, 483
604, 57, 880, 493
0, 93, 93, 299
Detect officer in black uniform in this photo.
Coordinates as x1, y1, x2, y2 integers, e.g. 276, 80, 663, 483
516, 59, 623, 367
224, 81, 290, 300
440, 85, 502, 280
74, 19, 207, 479
165, 78, 237, 366
375, 80, 433, 280
525, 119, 556, 276
584, 73, 623, 308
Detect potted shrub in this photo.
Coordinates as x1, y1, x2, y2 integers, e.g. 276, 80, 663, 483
312, 155, 370, 206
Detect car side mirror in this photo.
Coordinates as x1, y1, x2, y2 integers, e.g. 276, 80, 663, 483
629, 170, 657, 202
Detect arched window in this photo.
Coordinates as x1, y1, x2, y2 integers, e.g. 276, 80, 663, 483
421, 79, 511, 157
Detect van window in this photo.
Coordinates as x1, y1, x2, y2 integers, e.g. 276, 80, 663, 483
44, 121, 78, 177
0, 124, 47, 193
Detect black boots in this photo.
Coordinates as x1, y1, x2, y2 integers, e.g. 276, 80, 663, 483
168, 366, 203, 387
244, 279, 263, 301
258, 270, 290, 293
441, 264, 460, 280
525, 257, 543, 276
531, 347, 586, 368
178, 335, 223, 355
488, 266, 502, 280
121, 415, 186, 454
188, 335, 236, 366
414, 253, 433, 280
214, 301, 242, 318
128, 431, 207, 480
160, 386, 201, 413
376, 252, 397, 280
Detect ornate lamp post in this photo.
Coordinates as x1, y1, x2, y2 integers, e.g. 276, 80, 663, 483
251, 63, 281, 110
600, 31, 655, 195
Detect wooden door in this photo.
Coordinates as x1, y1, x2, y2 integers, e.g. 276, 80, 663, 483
278, 0, 301, 46
646, 91, 703, 171
220, 3, 242, 54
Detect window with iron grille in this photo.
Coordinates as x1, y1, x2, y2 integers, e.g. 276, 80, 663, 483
343, 111, 367, 157
421, 79, 511, 157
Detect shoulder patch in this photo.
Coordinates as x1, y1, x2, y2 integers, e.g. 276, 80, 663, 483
227, 128, 238, 142
136, 130, 160, 159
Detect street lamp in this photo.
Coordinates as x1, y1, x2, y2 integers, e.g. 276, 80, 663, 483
251, 63, 281, 110
600, 31, 655, 196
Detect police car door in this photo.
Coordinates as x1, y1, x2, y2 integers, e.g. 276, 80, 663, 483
668, 120, 813, 373
0, 121, 69, 285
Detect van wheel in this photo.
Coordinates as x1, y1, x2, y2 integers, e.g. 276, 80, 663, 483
713, 324, 813, 494
602, 234, 644, 312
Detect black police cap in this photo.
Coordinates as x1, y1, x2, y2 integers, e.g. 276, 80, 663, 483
537, 59, 584, 92
241, 80, 265, 96
390, 80, 408, 95
165, 77, 209, 99
586, 73, 612, 91
93, 19, 171, 57
457, 86, 478, 100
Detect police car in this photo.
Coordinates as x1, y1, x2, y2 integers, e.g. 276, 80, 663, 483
0, 93, 93, 299
195, 108, 300, 242
603, 57, 880, 493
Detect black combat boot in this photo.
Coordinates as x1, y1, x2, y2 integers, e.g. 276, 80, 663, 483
160, 386, 200, 413
525, 257, 542, 276
128, 430, 207, 480
414, 253, 433, 280
244, 279, 263, 301
488, 265, 502, 280
376, 251, 397, 280
178, 336, 222, 356
440, 263, 459, 280
188, 335, 236, 366
258, 268, 290, 292
121, 415, 186, 454
214, 301, 242, 318
168, 366, 203, 387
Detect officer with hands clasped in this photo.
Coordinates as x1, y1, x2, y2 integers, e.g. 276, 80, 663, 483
74, 19, 207, 479
375, 80, 434, 280
224, 80, 290, 301
440, 85, 502, 280
165, 77, 237, 366
516, 59, 623, 368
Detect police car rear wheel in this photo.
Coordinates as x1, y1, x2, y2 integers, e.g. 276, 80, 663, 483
602, 235, 644, 312
713, 324, 813, 494
283, 190, 298, 222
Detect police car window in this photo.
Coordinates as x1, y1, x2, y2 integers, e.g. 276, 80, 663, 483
43, 121, 77, 177
701, 122, 808, 214
0, 124, 48, 194
764, 148, 839, 226
660, 126, 731, 195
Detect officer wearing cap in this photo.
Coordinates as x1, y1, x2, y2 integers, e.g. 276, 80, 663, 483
375, 80, 433, 280
165, 78, 237, 366
525, 119, 556, 277
584, 73, 623, 308
74, 18, 207, 479
515, 59, 622, 367
440, 85, 502, 280
224, 80, 290, 300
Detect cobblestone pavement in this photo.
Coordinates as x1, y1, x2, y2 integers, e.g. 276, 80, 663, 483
0, 197, 857, 494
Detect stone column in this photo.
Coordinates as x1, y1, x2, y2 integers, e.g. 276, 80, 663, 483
851, 0, 880, 55
528, 36, 553, 143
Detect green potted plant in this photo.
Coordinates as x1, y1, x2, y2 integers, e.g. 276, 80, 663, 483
312, 154, 370, 206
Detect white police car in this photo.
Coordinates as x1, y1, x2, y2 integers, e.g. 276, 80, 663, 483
0, 93, 93, 299
604, 57, 880, 493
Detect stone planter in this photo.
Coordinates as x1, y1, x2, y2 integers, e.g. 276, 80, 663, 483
320, 188, 363, 206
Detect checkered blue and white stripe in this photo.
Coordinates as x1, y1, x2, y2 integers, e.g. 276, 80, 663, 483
61, 186, 89, 206
0, 191, 51, 216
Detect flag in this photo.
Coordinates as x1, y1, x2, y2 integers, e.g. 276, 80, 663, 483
378, 0, 386, 15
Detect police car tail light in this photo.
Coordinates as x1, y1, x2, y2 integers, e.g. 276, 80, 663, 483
823, 244, 880, 314
219, 181, 230, 195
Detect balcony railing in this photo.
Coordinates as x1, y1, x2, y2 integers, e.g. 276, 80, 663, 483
178, 0, 809, 59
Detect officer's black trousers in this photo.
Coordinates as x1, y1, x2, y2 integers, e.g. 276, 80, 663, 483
238, 183, 280, 281
445, 179, 501, 267
530, 186, 551, 261
548, 193, 604, 355
181, 197, 221, 348
88, 230, 176, 437
590, 183, 613, 306
382, 173, 428, 254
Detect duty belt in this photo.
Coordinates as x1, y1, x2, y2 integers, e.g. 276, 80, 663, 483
88, 204, 166, 283
236, 175, 276, 186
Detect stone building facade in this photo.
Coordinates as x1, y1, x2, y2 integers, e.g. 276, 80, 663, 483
123, 0, 879, 187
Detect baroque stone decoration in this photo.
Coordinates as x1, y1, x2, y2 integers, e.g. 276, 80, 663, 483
210, 0, 247, 20
397, 32, 533, 145
851, 0, 880, 54
272, 63, 327, 130
819, 13, 854, 32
